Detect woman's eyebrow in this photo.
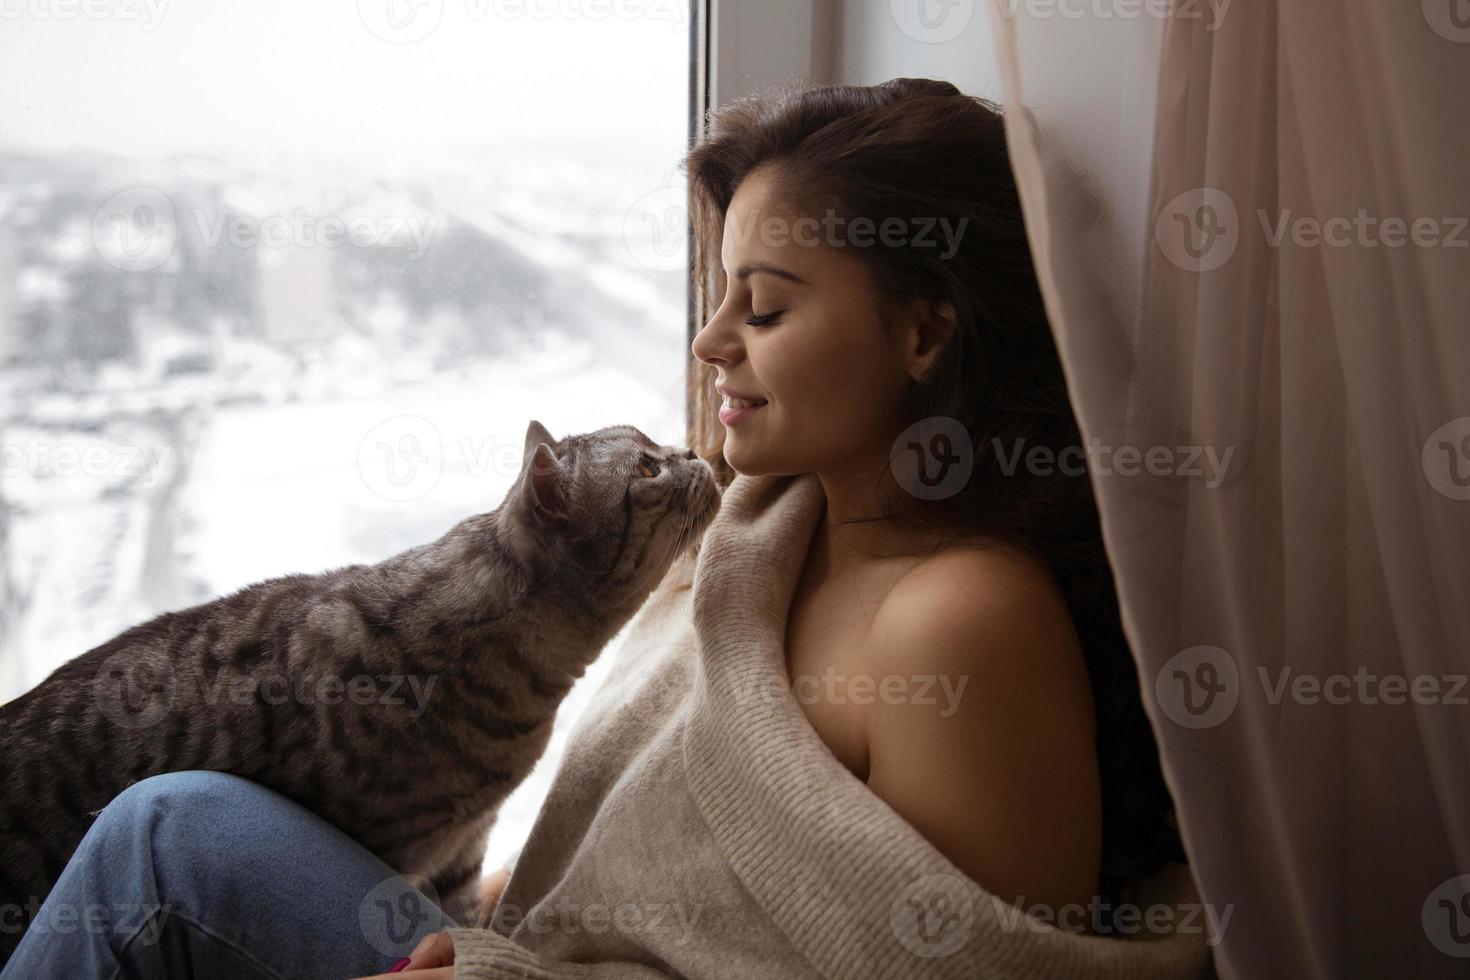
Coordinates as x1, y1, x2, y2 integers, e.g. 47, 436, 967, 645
732, 262, 809, 286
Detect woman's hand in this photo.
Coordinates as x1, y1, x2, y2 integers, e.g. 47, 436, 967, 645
350, 867, 510, 979
349, 930, 455, 978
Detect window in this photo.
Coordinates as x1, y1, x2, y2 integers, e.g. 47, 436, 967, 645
0, 1, 695, 870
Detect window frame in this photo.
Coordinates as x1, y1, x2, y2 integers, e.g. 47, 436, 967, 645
684, 0, 832, 412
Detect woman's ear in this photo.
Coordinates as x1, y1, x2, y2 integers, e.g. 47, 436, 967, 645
903, 298, 958, 382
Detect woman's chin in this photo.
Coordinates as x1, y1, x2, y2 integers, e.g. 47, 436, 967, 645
722, 441, 773, 477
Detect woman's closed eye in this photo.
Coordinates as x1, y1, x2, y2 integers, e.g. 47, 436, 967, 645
744, 309, 785, 327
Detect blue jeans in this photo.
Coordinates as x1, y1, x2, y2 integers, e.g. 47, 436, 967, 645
1, 770, 460, 980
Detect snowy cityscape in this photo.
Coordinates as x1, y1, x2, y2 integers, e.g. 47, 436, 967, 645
0, 143, 690, 868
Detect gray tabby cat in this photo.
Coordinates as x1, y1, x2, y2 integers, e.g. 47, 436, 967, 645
0, 419, 720, 963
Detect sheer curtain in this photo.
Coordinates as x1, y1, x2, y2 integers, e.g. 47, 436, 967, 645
985, 2, 1470, 977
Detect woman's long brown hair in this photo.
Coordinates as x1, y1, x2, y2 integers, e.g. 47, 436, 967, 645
680, 76, 1184, 900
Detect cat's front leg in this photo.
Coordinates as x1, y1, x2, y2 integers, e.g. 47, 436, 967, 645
438, 859, 487, 929
414, 810, 496, 927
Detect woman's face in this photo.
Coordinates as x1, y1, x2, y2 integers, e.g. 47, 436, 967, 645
690, 167, 916, 478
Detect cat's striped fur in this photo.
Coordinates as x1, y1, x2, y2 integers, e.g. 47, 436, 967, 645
0, 419, 721, 963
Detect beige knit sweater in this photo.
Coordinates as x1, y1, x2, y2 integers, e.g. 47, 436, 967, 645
447, 472, 1212, 979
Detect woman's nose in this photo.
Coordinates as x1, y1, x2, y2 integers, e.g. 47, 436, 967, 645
690, 313, 738, 365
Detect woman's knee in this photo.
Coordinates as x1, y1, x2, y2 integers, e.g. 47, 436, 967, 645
102, 770, 262, 825
98, 769, 366, 884
39, 771, 271, 920
93, 770, 278, 864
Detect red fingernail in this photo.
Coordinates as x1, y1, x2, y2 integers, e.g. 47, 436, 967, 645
388, 958, 412, 973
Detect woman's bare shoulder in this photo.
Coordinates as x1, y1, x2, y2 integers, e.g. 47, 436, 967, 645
861, 541, 1102, 910
871, 542, 1080, 660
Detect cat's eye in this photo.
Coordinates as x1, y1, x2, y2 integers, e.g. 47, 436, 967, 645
637, 456, 660, 479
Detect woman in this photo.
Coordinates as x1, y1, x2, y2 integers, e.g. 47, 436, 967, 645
1, 78, 1202, 979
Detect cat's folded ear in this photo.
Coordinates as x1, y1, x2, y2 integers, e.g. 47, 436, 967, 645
520, 420, 569, 527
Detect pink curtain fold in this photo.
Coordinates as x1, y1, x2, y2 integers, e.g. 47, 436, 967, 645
987, 2, 1470, 977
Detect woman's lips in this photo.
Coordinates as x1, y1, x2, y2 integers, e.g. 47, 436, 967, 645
718, 398, 767, 426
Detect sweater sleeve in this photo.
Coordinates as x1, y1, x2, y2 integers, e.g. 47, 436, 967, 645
447, 927, 675, 979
